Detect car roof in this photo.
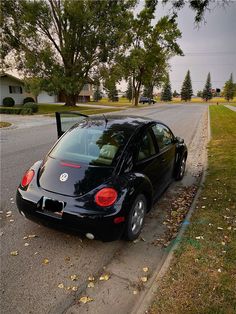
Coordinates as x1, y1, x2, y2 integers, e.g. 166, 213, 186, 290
86, 114, 155, 131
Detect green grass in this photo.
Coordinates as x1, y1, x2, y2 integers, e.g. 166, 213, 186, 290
149, 106, 236, 314
0, 121, 12, 128
36, 103, 122, 115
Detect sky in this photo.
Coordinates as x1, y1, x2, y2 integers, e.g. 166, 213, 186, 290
153, 0, 236, 94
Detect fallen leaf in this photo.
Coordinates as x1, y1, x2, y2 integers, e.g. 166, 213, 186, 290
9, 219, 14, 222
217, 268, 222, 273
0, 210, 3, 214
217, 227, 223, 230
195, 236, 204, 240
58, 283, 64, 289
79, 296, 93, 304
65, 256, 70, 262
11, 250, 19, 256
6, 214, 12, 218
143, 267, 149, 272
6, 211, 12, 215
88, 276, 95, 281
28, 234, 37, 238
23, 236, 28, 240
87, 282, 94, 288
221, 241, 226, 246
24, 243, 30, 247
133, 290, 138, 295
70, 275, 78, 281
133, 239, 139, 244
42, 258, 49, 265
72, 286, 78, 291
140, 276, 148, 282
99, 274, 110, 281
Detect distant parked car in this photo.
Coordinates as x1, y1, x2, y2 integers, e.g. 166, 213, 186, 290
139, 96, 155, 104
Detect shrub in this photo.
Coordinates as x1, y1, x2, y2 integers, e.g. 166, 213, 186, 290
20, 108, 33, 115
2, 97, 15, 107
23, 97, 35, 104
0, 107, 22, 114
23, 102, 38, 113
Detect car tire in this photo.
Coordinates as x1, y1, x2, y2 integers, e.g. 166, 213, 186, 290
124, 194, 147, 241
175, 154, 187, 181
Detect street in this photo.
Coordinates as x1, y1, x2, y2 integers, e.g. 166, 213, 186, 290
0, 104, 208, 314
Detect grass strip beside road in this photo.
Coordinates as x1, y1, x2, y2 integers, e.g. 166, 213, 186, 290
149, 105, 236, 314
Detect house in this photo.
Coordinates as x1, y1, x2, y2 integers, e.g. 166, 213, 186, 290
0, 72, 93, 105
0, 73, 25, 105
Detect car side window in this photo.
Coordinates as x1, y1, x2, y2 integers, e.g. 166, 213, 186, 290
152, 124, 174, 150
138, 130, 156, 161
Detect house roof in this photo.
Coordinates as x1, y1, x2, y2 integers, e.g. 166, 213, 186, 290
0, 72, 24, 84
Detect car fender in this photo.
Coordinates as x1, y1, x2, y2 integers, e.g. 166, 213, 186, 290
117, 172, 154, 213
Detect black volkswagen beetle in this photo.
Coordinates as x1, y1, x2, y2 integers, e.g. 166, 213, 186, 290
16, 113, 187, 241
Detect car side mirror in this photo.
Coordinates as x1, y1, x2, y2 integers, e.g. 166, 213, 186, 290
175, 136, 184, 144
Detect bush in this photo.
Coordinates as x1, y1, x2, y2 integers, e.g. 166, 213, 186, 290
0, 107, 22, 114
20, 108, 33, 115
2, 97, 15, 107
23, 102, 38, 113
23, 97, 35, 104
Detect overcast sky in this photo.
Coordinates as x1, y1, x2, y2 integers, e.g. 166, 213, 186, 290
153, 0, 236, 93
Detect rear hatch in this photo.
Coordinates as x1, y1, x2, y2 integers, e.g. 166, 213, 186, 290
38, 156, 113, 197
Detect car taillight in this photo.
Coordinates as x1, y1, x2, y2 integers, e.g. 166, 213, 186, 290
95, 188, 118, 207
21, 169, 35, 188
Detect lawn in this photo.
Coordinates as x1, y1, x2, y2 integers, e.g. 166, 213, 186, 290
149, 106, 236, 314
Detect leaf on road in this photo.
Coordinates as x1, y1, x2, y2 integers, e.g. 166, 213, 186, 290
195, 236, 204, 240
87, 282, 95, 288
217, 227, 223, 230
58, 283, 64, 289
88, 276, 95, 281
42, 258, 49, 265
143, 267, 149, 272
72, 286, 78, 291
6, 211, 12, 215
140, 276, 148, 282
70, 274, 78, 281
28, 234, 37, 238
9, 219, 14, 222
79, 296, 93, 304
99, 274, 110, 281
23, 236, 28, 240
24, 243, 30, 247
10, 251, 19, 256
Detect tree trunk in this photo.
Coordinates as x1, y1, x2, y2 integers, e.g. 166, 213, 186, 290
64, 94, 77, 106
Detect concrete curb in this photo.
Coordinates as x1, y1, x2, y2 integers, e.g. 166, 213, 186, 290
131, 107, 211, 314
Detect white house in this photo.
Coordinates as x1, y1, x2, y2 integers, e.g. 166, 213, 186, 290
0, 73, 25, 105
0, 72, 93, 105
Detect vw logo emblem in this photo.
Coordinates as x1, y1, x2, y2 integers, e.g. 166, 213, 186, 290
60, 173, 68, 182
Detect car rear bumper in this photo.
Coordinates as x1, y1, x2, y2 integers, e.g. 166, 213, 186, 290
16, 190, 125, 241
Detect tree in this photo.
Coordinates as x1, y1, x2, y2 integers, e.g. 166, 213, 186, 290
202, 72, 212, 101
121, 2, 182, 106
24, 77, 43, 103
143, 84, 153, 99
181, 70, 193, 101
197, 90, 203, 98
1, 0, 134, 106
173, 90, 179, 98
161, 74, 172, 101
93, 85, 102, 102
223, 73, 235, 101
107, 82, 118, 102
126, 78, 133, 102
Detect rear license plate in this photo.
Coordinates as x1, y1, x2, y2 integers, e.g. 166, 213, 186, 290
42, 197, 64, 215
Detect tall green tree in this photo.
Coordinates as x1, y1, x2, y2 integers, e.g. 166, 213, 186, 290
143, 84, 153, 99
181, 70, 193, 101
126, 78, 133, 102
93, 85, 102, 102
202, 72, 213, 101
1, 0, 135, 106
161, 74, 172, 101
121, 2, 182, 106
24, 77, 43, 103
223, 73, 235, 101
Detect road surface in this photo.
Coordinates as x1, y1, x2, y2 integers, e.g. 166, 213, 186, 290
0, 104, 208, 314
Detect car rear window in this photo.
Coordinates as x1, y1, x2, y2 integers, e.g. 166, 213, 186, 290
49, 123, 132, 166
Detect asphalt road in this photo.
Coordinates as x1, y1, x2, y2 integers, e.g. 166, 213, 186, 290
0, 104, 208, 314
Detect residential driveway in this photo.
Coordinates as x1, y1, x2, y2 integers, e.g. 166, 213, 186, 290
0, 104, 208, 314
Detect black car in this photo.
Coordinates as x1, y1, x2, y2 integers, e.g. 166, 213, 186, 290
139, 96, 155, 104
16, 113, 187, 241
